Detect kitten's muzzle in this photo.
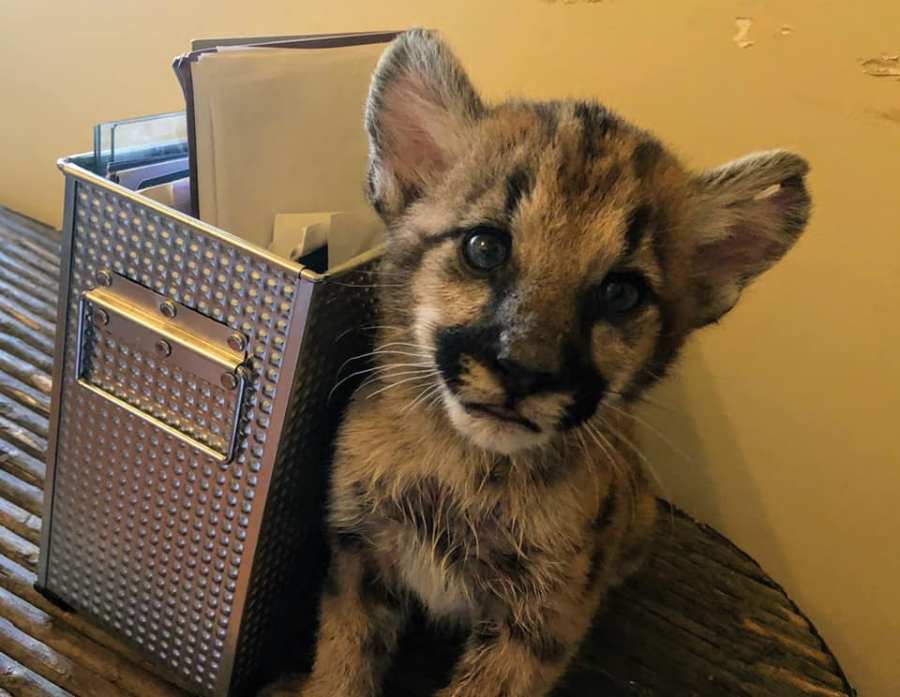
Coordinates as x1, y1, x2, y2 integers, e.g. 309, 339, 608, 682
436, 323, 563, 400
435, 322, 607, 429
462, 402, 541, 432
492, 356, 557, 401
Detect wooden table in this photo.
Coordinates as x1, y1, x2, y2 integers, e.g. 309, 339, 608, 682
0, 206, 855, 697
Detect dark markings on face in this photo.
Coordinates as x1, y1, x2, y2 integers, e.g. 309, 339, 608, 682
436, 322, 606, 428
621, 301, 683, 401
463, 165, 502, 207
618, 311, 650, 348
624, 203, 654, 257
390, 227, 466, 274
593, 161, 624, 202
533, 101, 562, 140
631, 140, 663, 180
435, 323, 502, 390
492, 357, 557, 402
401, 182, 423, 209
558, 340, 608, 429
574, 101, 614, 162
505, 168, 533, 219
562, 158, 622, 206
650, 205, 670, 271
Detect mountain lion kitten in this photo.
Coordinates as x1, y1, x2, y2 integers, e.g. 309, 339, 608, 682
266, 29, 811, 697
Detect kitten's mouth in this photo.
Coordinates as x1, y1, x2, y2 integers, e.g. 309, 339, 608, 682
461, 402, 540, 433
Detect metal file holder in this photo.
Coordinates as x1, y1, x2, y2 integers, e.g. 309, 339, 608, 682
36, 149, 380, 696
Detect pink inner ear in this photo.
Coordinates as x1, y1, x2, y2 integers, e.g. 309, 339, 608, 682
698, 186, 800, 280
699, 228, 782, 279
379, 78, 452, 186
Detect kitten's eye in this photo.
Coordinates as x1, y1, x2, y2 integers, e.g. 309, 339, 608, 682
597, 274, 645, 319
461, 228, 511, 272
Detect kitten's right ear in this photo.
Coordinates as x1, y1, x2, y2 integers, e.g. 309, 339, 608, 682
365, 29, 484, 221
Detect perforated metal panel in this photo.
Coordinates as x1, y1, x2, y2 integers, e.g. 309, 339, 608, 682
77, 282, 248, 461
38, 158, 380, 697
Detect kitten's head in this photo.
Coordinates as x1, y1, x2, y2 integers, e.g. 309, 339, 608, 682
365, 30, 810, 455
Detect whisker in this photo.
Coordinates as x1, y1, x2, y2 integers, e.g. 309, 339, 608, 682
366, 373, 439, 399
329, 362, 434, 401
324, 281, 407, 289
372, 342, 432, 353
422, 386, 446, 411
583, 421, 638, 522
403, 382, 444, 414
333, 323, 416, 343
335, 348, 431, 377
356, 367, 438, 395
599, 417, 668, 500
604, 402, 696, 466
356, 324, 411, 332
606, 389, 676, 414
568, 431, 602, 510
328, 365, 384, 401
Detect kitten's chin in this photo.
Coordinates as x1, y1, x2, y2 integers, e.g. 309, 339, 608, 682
440, 390, 553, 455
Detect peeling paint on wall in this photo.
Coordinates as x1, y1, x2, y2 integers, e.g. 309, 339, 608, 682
779, 24, 793, 37
874, 108, 900, 124
860, 54, 900, 79
733, 17, 754, 49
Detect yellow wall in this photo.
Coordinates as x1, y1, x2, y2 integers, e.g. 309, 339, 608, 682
2, 1, 898, 693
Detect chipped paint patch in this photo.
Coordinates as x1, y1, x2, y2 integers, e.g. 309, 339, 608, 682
860, 54, 900, 79
779, 24, 793, 37
873, 108, 900, 125
733, 17, 754, 49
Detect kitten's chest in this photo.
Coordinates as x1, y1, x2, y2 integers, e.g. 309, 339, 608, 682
366, 476, 523, 619
393, 530, 475, 620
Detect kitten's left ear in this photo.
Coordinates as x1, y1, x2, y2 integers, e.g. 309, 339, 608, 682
688, 150, 811, 327
365, 29, 484, 221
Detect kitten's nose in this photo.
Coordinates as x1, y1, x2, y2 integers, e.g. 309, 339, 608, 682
494, 356, 555, 400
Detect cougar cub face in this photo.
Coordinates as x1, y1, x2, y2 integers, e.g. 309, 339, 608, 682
366, 32, 810, 455
406, 107, 693, 455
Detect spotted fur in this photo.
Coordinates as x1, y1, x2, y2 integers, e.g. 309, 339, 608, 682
264, 29, 811, 697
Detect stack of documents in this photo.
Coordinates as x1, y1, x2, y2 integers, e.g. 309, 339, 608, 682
173, 32, 396, 270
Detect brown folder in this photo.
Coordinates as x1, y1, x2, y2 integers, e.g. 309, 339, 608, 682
172, 31, 400, 217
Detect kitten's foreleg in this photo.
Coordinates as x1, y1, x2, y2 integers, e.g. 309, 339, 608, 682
267, 543, 406, 697
435, 591, 598, 697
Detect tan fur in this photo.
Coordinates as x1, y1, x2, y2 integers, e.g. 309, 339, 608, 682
265, 29, 810, 697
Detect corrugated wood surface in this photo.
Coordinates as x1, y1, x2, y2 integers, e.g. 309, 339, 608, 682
0, 205, 854, 697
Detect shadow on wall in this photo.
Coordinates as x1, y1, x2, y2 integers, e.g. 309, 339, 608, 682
632, 344, 794, 588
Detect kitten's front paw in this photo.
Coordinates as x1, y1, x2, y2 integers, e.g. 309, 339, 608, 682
257, 673, 308, 697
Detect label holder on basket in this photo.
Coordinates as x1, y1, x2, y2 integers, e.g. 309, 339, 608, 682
74, 271, 249, 463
